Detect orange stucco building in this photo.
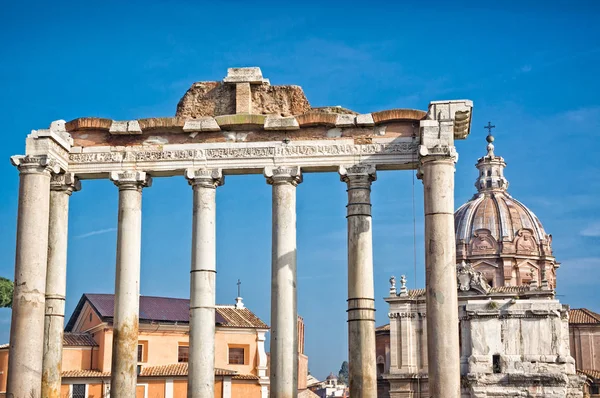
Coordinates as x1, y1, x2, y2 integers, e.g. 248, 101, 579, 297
0, 294, 308, 397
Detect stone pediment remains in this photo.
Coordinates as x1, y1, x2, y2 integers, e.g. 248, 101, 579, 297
176, 69, 312, 118
457, 261, 491, 294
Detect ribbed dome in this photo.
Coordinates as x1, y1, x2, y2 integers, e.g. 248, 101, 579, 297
454, 128, 556, 288
455, 192, 548, 245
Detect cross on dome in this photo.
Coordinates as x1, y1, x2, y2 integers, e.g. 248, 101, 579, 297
474, 123, 508, 193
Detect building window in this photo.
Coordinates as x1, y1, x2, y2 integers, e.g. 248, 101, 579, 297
492, 354, 501, 373
591, 385, 599, 394
89, 313, 92, 322
178, 345, 189, 363
229, 347, 245, 365
377, 363, 384, 377
137, 344, 144, 362
72, 384, 86, 398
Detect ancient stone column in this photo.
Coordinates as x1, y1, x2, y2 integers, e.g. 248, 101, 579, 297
185, 168, 224, 398
421, 155, 460, 398
42, 173, 80, 398
7, 155, 59, 397
339, 164, 377, 398
109, 171, 151, 398
264, 166, 302, 398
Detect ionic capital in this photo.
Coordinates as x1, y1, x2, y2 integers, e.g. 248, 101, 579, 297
50, 173, 81, 195
109, 171, 152, 191
10, 155, 61, 176
264, 166, 302, 186
338, 164, 377, 186
185, 168, 224, 188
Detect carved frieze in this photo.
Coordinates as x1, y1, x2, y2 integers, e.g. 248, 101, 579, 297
68, 141, 418, 165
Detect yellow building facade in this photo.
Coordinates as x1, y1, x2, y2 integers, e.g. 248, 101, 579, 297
0, 293, 309, 398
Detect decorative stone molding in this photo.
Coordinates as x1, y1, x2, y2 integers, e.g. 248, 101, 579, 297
335, 114, 355, 128
11, 155, 61, 175
356, 113, 375, 126
185, 168, 224, 188
109, 171, 152, 190
264, 166, 302, 186
223, 67, 269, 85
50, 173, 81, 195
264, 116, 299, 131
418, 100, 472, 165
182, 117, 221, 132
457, 261, 491, 294
109, 120, 142, 135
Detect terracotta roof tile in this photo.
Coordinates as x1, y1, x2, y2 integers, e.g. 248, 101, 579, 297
299, 389, 321, 398
488, 286, 530, 294
376, 324, 390, 332
63, 333, 98, 347
1, 333, 97, 350
232, 374, 260, 380
216, 306, 269, 329
63, 369, 110, 378
570, 308, 600, 324
140, 363, 256, 379
66, 294, 268, 331
578, 369, 600, 380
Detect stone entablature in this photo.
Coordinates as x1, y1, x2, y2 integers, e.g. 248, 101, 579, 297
24, 67, 472, 180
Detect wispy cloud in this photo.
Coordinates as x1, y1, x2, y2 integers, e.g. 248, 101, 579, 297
558, 257, 600, 284
581, 222, 600, 237
75, 228, 117, 239
520, 64, 532, 73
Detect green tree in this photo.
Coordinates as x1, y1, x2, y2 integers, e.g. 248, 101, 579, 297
338, 360, 349, 384
0, 277, 14, 308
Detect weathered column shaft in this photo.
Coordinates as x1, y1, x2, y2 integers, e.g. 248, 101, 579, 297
339, 165, 377, 398
265, 166, 302, 398
109, 171, 151, 398
42, 173, 80, 398
7, 156, 58, 397
422, 157, 460, 398
186, 168, 223, 398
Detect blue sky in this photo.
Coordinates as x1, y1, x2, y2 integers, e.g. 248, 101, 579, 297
1, 0, 599, 380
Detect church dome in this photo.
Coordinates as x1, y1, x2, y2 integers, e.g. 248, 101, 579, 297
454, 127, 556, 288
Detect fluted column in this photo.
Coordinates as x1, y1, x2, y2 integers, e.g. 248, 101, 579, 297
185, 168, 224, 398
339, 164, 377, 398
420, 155, 460, 398
7, 155, 59, 397
42, 173, 80, 398
264, 166, 302, 398
109, 171, 151, 398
